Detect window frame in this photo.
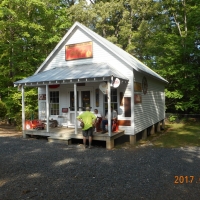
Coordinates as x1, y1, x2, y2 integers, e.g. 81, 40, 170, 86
50, 91, 59, 115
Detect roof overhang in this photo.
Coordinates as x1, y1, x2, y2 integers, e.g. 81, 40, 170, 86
14, 63, 129, 87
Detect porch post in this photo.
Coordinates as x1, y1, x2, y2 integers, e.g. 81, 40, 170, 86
74, 83, 77, 134
46, 85, 50, 132
107, 81, 111, 136
22, 85, 26, 138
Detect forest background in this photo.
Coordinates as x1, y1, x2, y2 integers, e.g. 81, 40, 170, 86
0, 0, 200, 121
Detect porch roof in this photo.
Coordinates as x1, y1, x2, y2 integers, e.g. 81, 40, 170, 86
14, 63, 129, 86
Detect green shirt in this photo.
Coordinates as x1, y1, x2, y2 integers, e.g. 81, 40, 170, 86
77, 111, 97, 130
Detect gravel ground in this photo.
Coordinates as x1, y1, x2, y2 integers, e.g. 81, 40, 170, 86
0, 128, 200, 200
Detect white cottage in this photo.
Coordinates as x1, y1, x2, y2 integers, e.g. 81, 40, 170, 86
14, 22, 168, 147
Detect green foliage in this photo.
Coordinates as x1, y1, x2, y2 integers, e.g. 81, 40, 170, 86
168, 115, 177, 123
4, 87, 38, 119
15, 112, 22, 130
0, 101, 7, 119
1, 0, 200, 117
0, 0, 72, 118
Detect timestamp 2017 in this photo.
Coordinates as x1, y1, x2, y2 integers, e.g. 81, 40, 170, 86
174, 176, 200, 184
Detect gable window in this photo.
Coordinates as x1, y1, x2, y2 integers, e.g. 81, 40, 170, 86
50, 91, 59, 115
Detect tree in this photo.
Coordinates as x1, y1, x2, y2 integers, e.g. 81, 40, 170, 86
144, 0, 200, 113
0, 101, 7, 119
0, 0, 72, 118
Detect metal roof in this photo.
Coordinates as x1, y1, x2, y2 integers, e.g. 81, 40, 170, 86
14, 63, 129, 86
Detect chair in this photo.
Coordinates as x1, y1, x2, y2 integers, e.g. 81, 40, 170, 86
112, 119, 119, 132
25, 119, 45, 130
95, 117, 102, 132
104, 119, 119, 132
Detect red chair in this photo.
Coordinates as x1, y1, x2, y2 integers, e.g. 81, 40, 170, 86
32, 120, 45, 129
112, 119, 119, 132
104, 119, 119, 132
25, 120, 45, 130
95, 117, 102, 132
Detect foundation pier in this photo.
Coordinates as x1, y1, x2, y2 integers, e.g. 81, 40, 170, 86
106, 138, 114, 150
130, 135, 136, 145
161, 119, 165, 130
150, 124, 155, 134
156, 122, 161, 132
142, 129, 147, 140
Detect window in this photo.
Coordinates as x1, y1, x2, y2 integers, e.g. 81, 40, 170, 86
50, 91, 59, 115
124, 97, 131, 117
104, 89, 118, 115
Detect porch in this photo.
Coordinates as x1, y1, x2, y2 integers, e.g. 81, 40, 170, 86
23, 127, 125, 149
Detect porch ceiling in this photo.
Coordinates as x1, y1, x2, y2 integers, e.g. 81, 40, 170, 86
14, 62, 129, 87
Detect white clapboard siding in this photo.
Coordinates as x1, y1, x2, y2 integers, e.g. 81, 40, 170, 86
134, 75, 165, 134
44, 28, 133, 95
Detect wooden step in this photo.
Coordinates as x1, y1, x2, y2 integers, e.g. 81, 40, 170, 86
48, 136, 72, 145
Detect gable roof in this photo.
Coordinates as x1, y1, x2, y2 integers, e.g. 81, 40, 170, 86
35, 21, 168, 84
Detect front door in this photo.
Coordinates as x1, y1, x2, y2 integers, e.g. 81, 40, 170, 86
68, 89, 91, 127
104, 88, 118, 115
81, 91, 91, 111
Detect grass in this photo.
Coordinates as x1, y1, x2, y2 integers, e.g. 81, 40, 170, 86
144, 121, 200, 148
116, 120, 200, 149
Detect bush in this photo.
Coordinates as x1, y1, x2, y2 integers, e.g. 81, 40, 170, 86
168, 114, 177, 123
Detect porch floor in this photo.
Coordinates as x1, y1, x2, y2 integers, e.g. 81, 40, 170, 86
24, 127, 125, 149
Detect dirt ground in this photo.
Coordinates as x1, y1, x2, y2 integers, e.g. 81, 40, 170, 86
0, 123, 22, 138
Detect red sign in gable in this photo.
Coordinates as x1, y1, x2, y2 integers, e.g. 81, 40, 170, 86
65, 41, 93, 61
